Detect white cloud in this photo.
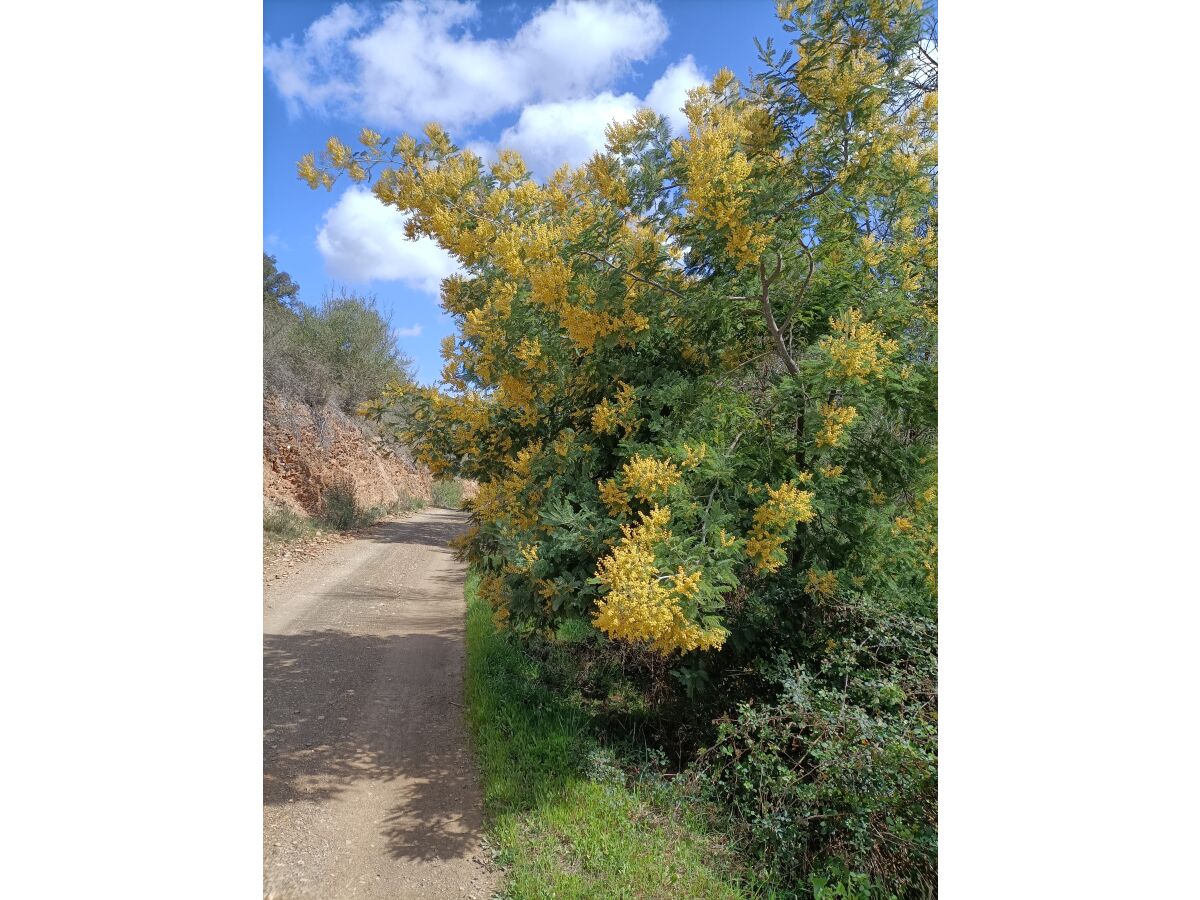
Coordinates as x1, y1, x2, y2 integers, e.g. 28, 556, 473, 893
395, 323, 424, 337
494, 55, 705, 178
644, 54, 704, 135
316, 187, 460, 293
265, 0, 669, 130
497, 91, 641, 176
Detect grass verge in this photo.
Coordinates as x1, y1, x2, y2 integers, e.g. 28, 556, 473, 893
463, 571, 751, 899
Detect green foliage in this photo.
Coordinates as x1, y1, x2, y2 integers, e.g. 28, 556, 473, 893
430, 478, 464, 509
263, 504, 314, 541
264, 254, 304, 386
263, 254, 415, 414
264, 252, 301, 312
464, 572, 750, 899
318, 478, 361, 530
389, 493, 425, 515
288, 289, 415, 412
697, 580, 936, 898
317, 480, 429, 531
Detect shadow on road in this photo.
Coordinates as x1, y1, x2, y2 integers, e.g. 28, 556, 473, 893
264, 628, 482, 862
360, 511, 470, 550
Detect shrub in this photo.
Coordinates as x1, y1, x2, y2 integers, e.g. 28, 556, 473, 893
263, 504, 312, 541
263, 256, 415, 414
697, 581, 937, 899
308, 0, 938, 891
431, 478, 463, 509
320, 477, 361, 530
339, 0, 937, 659
388, 493, 425, 515
702, 670, 935, 897
288, 289, 414, 413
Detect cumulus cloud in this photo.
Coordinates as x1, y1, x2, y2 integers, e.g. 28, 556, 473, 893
265, 0, 669, 129
395, 323, 424, 337
494, 55, 705, 178
497, 91, 641, 176
644, 54, 704, 135
316, 187, 460, 292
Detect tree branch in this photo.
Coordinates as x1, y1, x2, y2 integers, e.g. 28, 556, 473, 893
577, 249, 688, 302
759, 253, 799, 376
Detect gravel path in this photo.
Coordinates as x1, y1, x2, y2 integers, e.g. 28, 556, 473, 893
263, 508, 497, 899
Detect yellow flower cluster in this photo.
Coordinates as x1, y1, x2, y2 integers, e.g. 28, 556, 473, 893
559, 303, 632, 352
675, 71, 770, 268
680, 443, 708, 469
604, 109, 661, 156
497, 373, 540, 427
479, 572, 509, 630
805, 568, 839, 599
591, 382, 637, 435
745, 481, 817, 573
860, 233, 885, 267
586, 153, 631, 207
815, 402, 859, 448
592, 506, 726, 654
513, 337, 547, 374
528, 259, 571, 309
598, 478, 631, 516
470, 442, 544, 536
491, 149, 529, 184
326, 136, 353, 169
620, 454, 682, 502
297, 153, 334, 191
819, 308, 899, 383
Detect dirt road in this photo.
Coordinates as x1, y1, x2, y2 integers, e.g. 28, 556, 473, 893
264, 508, 497, 899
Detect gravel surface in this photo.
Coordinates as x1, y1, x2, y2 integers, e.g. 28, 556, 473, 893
264, 508, 498, 899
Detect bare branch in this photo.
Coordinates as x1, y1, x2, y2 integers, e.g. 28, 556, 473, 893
577, 249, 688, 302
778, 241, 816, 332
759, 256, 800, 377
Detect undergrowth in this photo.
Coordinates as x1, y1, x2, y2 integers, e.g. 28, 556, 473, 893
463, 571, 751, 899
431, 478, 465, 509
263, 491, 425, 544
263, 504, 315, 541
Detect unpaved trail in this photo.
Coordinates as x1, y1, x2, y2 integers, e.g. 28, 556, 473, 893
263, 508, 497, 899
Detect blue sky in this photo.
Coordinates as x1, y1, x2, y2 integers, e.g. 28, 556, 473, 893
264, 0, 789, 384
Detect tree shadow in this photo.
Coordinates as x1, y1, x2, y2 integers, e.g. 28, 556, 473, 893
264, 628, 485, 862
360, 511, 470, 550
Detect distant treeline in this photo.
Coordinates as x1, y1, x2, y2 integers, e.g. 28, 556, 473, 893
263, 253, 414, 413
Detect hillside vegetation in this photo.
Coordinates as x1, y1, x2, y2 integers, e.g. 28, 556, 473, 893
263, 255, 462, 540
299, 1, 937, 895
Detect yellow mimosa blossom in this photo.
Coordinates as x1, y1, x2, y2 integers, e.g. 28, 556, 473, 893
746, 481, 817, 572
620, 454, 682, 502
816, 402, 859, 448
592, 506, 726, 654
819, 308, 899, 383
805, 568, 839, 598
680, 443, 708, 469
598, 478, 631, 516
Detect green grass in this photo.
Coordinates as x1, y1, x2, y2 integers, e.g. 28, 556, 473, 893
263, 504, 318, 541
432, 478, 465, 509
463, 572, 751, 899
